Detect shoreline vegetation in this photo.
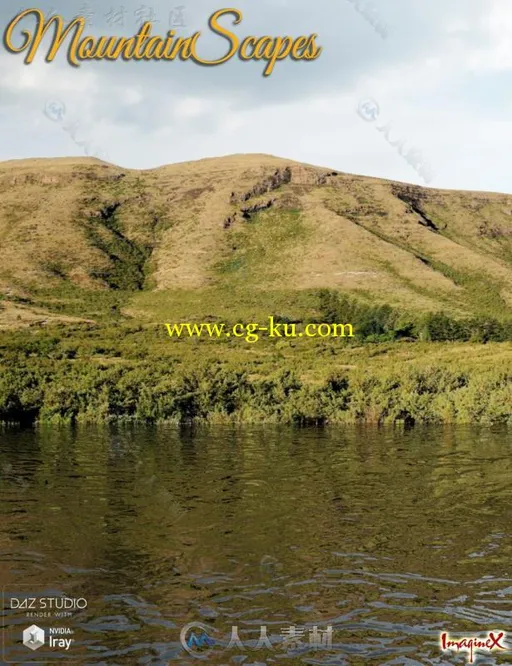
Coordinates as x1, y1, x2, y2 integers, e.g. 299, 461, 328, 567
1, 361, 509, 426
0, 155, 511, 426
1, 351, 510, 426
1, 289, 511, 426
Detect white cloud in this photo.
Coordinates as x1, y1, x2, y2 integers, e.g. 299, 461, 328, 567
1, 0, 512, 192
173, 97, 212, 119
123, 87, 143, 105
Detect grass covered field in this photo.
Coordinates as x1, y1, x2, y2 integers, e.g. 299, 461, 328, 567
1, 313, 510, 425
0, 155, 511, 425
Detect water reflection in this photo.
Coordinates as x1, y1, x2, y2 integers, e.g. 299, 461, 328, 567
0, 425, 511, 664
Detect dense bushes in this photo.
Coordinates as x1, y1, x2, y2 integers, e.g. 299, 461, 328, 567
0, 357, 510, 425
316, 289, 512, 343
0, 288, 510, 426
420, 312, 512, 342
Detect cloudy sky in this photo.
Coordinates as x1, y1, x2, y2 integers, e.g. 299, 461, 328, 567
1, 0, 512, 192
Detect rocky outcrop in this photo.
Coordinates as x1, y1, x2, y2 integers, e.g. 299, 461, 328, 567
478, 223, 512, 238
230, 167, 292, 204
392, 184, 440, 232
223, 198, 276, 227
225, 165, 338, 229
241, 199, 275, 220
316, 171, 339, 185
223, 212, 238, 229
230, 166, 339, 205
8, 174, 61, 186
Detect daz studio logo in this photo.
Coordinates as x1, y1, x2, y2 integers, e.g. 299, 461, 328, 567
23, 625, 45, 651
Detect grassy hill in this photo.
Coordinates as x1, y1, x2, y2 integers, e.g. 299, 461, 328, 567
1, 154, 512, 324
0, 154, 511, 425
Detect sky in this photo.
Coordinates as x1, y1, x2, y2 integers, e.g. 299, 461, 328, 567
1, 0, 512, 193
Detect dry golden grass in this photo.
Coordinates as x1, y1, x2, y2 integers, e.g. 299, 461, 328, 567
0, 153, 511, 323
0, 300, 92, 329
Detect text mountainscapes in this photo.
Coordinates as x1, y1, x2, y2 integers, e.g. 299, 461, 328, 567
3, 8, 323, 76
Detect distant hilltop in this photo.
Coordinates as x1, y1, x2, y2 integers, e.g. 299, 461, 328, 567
0, 152, 512, 324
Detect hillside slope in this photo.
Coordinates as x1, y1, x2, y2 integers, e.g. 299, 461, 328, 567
1, 154, 512, 325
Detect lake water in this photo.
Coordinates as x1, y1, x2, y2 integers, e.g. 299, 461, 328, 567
1, 425, 511, 665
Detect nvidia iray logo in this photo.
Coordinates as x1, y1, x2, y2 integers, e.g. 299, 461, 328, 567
23, 624, 45, 651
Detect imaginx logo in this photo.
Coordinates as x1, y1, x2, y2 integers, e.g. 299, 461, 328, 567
440, 630, 508, 664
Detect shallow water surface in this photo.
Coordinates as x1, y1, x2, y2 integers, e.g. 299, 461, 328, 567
1, 426, 511, 664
